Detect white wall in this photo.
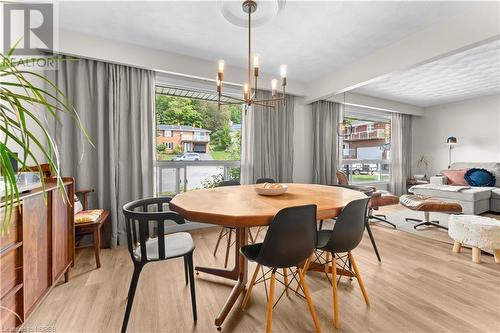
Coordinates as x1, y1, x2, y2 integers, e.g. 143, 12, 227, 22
292, 98, 313, 183
57, 29, 307, 96
412, 94, 500, 176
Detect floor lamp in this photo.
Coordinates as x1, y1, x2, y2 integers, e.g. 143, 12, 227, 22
447, 136, 457, 169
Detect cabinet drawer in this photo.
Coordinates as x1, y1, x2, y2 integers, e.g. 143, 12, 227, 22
1, 248, 22, 298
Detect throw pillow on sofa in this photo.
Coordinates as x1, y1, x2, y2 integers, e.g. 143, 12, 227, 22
465, 168, 496, 187
441, 169, 469, 185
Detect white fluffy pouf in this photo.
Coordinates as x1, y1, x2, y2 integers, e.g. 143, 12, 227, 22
448, 215, 500, 263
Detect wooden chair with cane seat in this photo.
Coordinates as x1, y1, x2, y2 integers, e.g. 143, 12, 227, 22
25, 164, 109, 268
74, 189, 109, 268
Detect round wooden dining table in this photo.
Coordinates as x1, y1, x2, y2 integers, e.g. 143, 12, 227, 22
169, 183, 366, 330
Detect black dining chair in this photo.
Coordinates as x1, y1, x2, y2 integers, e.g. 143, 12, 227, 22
256, 178, 276, 184
240, 205, 322, 333
330, 184, 382, 262
121, 197, 197, 332
304, 197, 370, 329
213, 180, 242, 267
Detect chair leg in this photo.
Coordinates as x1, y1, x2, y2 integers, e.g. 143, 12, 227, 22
325, 252, 331, 276
266, 269, 277, 333
331, 254, 339, 329
283, 268, 289, 297
187, 252, 198, 321
296, 255, 313, 293
318, 220, 324, 230
348, 252, 369, 305
121, 264, 143, 333
183, 256, 188, 285
242, 264, 261, 310
370, 214, 397, 229
298, 268, 322, 333
248, 228, 255, 244
365, 220, 381, 262
254, 226, 263, 240
213, 227, 225, 256
224, 228, 232, 268
93, 226, 101, 268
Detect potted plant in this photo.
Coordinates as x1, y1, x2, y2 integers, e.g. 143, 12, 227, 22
1, 47, 91, 234
414, 155, 430, 180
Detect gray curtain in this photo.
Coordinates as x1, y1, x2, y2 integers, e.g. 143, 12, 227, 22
241, 91, 294, 184
390, 113, 412, 196
51, 57, 155, 247
312, 101, 343, 184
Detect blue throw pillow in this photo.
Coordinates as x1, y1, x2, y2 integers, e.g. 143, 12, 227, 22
464, 168, 496, 187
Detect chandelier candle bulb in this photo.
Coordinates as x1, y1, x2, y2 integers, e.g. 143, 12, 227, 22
280, 64, 287, 86
218, 60, 225, 80
243, 83, 249, 100
216, 77, 221, 93
253, 54, 260, 76
280, 64, 287, 78
271, 79, 277, 95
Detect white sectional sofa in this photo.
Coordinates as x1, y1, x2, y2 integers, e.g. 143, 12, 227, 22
410, 162, 500, 215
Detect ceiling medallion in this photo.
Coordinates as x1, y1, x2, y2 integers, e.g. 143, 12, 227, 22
216, 0, 287, 110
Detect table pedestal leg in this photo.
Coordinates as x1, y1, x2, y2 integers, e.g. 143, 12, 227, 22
195, 227, 248, 328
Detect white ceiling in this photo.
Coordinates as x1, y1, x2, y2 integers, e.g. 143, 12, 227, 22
56, 1, 469, 82
353, 39, 500, 107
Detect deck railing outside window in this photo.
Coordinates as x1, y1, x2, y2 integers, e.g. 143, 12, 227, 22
341, 159, 390, 184
156, 160, 240, 196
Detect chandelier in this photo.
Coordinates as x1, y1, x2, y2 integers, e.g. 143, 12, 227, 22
216, 0, 287, 110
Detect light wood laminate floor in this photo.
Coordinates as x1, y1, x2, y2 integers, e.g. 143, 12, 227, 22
23, 222, 500, 333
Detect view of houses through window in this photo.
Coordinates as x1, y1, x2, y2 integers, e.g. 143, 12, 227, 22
155, 90, 242, 195
341, 110, 391, 184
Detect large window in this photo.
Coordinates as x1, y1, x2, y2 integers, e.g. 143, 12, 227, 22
155, 86, 242, 195
341, 107, 391, 184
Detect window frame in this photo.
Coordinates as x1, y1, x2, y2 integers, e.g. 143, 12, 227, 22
341, 107, 391, 185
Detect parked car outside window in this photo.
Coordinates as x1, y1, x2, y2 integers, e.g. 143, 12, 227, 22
172, 152, 201, 161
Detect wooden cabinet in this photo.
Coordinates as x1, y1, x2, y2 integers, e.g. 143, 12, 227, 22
0, 178, 74, 331
51, 191, 72, 284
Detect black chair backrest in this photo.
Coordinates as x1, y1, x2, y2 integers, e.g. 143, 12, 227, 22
256, 205, 317, 268
326, 197, 370, 253
256, 178, 276, 184
218, 180, 241, 187
122, 196, 186, 263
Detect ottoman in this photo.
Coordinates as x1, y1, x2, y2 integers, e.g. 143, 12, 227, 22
400, 195, 462, 230
448, 215, 500, 263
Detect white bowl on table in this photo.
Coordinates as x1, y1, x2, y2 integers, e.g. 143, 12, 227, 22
254, 184, 288, 196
